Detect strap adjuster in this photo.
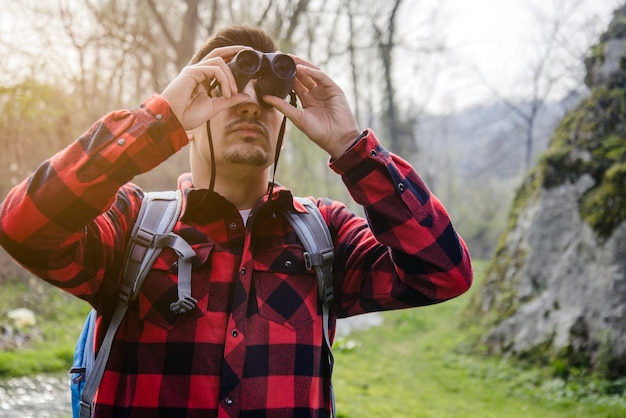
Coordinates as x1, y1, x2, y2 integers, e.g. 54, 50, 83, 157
133, 226, 156, 246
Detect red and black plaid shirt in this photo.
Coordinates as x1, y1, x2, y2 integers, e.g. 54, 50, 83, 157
0, 95, 472, 417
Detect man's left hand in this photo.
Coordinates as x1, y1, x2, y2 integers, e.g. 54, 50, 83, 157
263, 57, 361, 160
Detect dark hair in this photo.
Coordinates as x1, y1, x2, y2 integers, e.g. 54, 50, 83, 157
189, 26, 277, 65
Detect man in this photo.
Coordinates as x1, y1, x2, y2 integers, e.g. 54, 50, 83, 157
0, 26, 472, 417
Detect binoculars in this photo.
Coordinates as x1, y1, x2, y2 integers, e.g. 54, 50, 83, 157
211, 49, 296, 104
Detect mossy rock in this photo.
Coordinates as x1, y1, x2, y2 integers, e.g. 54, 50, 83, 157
601, 9, 626, 42
579, 162, 626, 239
538, 85, 626, 239
464, 4, 626, 382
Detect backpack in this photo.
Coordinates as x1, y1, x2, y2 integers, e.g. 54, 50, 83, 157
70, 191, 335, 418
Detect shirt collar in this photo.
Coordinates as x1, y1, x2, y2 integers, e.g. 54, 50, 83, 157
176, 173, 301, 223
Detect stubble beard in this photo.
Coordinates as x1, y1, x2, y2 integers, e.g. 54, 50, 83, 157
221, 144, 270, 167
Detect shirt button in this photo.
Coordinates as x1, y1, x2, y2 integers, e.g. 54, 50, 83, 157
231, 329, 238, 337
241, 267, 246, 275
397, 182, 406, 192
284, 260, 292, 268
229, 222, 237, 230
155, 113, 163, 120
225, 397, 233, 405
117, 139, 126, 146
370, 149, 377, 156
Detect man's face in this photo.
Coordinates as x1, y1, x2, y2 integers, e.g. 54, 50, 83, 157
204, 79, 284, 170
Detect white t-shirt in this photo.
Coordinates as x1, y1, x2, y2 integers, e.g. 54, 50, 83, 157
239, 209, 252, 226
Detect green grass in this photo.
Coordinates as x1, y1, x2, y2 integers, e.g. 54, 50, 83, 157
332, 260, 626, 417
0, 277, 91, 377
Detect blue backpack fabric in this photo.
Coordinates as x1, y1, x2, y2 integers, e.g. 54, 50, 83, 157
69, 194, 335, 418
70, 309, 96, 418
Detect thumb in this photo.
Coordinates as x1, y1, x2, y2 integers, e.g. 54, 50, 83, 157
263, 95, 304, 130
263, 95, 298, 119
210, 93, 250, 114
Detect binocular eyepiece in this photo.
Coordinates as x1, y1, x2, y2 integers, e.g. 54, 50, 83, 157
210, 49, 296, 106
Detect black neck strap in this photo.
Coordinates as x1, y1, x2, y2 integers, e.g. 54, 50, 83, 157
266, 91, 297, 208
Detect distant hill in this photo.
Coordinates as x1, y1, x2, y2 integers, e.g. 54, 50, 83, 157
412, 95, 583, 258
417, 97, 580, 182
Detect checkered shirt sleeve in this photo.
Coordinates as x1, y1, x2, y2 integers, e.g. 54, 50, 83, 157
0, 94, 188, 301
328, 130, 473, 316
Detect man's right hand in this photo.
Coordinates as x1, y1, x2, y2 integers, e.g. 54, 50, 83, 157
161, 46, 250, 131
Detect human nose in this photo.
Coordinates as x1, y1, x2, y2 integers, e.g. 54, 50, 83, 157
236, 81, 261, 118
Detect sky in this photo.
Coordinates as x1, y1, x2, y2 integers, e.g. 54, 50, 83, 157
425, 0, 623, 111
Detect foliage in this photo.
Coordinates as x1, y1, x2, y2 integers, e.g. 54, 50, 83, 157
0, 79, 116, 282
579, 162, 626, 239
0, 81, 76, 197
600, 5, 626, 41
586, 5, 626, 85
0, 277, 91, 377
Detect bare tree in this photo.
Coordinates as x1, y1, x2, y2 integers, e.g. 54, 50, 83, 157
493, 0, 607, 169
4, 0, 449, 193
146, 0, 204, 69
336, 0, 447, 157
373, 0, 405, 154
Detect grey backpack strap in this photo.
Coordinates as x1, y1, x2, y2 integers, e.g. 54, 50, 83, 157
288, 198, 334, 307
120, 191, 192, 302
80, 190, 193, 418
281, 197, 336, 417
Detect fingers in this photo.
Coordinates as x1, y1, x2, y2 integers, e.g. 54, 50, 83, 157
262, 95, 300, 122
295, 66, 317, 92
209, 93, 250, 115
188, 46, 252, 98
203, 45, 252, 61
294, 64, 342, 101
289, 55, 321, 71
186, 58, 237, 98
290, 55, 325, 86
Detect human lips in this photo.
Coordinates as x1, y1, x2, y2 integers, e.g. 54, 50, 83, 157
228, 121, 267, 139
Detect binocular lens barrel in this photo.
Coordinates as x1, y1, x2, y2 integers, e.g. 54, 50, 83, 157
233, 50, 263, 74
228, 50, 296, 100
232, 50, 296, 78
270, 54, 296, 79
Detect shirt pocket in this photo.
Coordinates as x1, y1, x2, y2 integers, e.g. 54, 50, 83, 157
252, 244, 319, 331
136, 242, 214, 330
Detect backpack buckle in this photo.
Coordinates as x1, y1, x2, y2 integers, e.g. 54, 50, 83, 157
304, 252, 313, 270
303, 247, 333, 271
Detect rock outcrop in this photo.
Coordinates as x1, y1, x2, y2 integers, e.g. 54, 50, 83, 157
466, 5, 626, 378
